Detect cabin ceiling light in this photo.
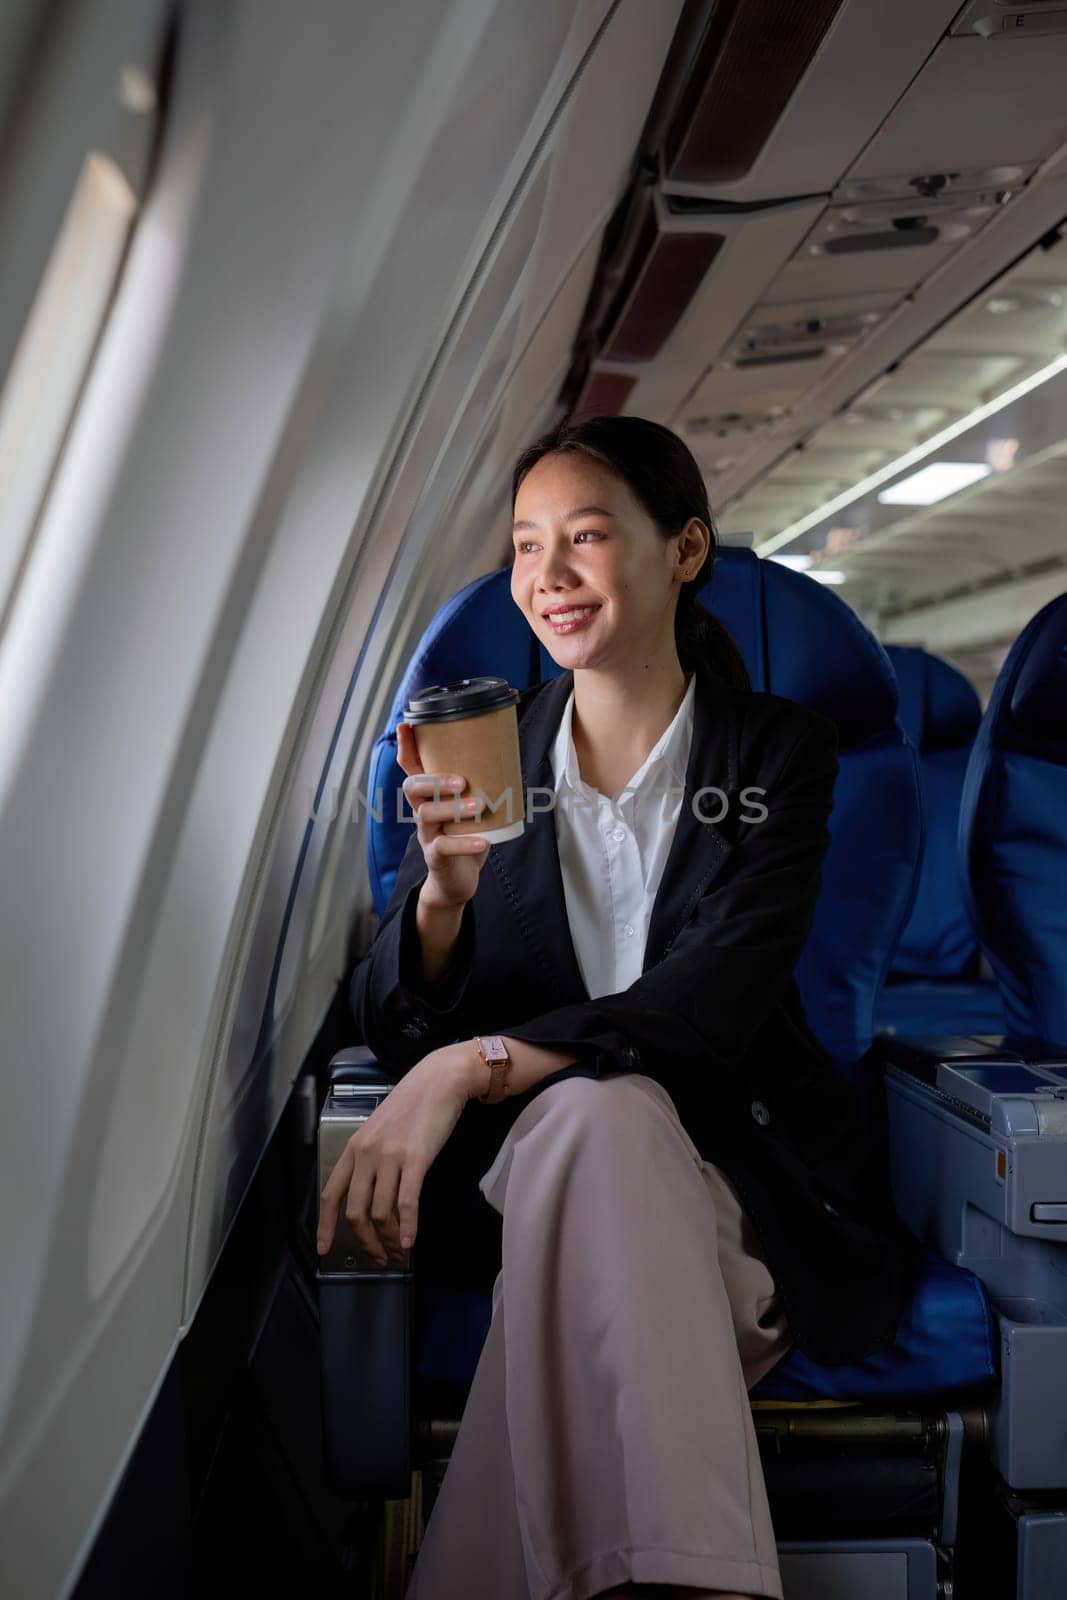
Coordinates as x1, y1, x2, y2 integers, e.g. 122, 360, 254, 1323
808, 569, 846, 584
757, 352, 1067, 556
767, 553, 813, 571
986, 289, 1062, 316
877, 461, 992, 506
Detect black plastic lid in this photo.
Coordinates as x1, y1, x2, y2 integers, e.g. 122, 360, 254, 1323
403, 676, 520, 724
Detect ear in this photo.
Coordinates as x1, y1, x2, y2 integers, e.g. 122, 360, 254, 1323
676, 517, 711, 581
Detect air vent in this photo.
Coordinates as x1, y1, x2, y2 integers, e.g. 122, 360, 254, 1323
735, 346, 826, 367
739, 310, 883, 353
825, 227, 941, 254
663, 0, 847, 186
686, 411, 780, 435
833, 166, 1030, 208
600, 197, 723, 362
800, 174, 1021, 263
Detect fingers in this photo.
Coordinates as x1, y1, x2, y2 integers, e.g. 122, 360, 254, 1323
342, 1154, 383, 1266
368, 1158, 407, 1263
316, 1142, 353, 1256
395, 722, 424, 778
318, 1138, 418, 1269
419, 798, 485, 854
401, 773, 469, 810
396, 1165, 423, 1251
404, 784, 486, 853
317, 1139, 385, 1266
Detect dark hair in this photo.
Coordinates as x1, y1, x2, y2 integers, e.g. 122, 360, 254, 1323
510, 415, 750, 690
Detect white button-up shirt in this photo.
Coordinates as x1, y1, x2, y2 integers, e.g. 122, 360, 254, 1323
548, 675, 696, 999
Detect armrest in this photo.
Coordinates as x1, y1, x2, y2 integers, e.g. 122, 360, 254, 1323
318, 1050, 412, 1498
873, 1034, 1067, 1486
329, 1044, 401, 1088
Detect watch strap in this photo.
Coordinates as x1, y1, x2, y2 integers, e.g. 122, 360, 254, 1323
474, 1035, 511, 1104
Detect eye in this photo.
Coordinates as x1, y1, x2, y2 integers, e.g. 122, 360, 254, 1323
513, 530, 604, 555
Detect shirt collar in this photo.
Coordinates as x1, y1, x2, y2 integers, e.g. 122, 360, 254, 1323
549, 674, 696, 801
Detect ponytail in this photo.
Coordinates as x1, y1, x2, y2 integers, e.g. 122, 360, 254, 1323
677, 594, 751, 690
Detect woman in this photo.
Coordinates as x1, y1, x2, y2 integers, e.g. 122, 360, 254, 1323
317, 417, 920, 1600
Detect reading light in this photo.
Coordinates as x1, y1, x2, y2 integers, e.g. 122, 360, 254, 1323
756, 352, 1067, 557
877, 460, 991, 505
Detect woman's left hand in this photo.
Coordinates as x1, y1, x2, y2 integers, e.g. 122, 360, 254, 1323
316, 1044, 478, 1266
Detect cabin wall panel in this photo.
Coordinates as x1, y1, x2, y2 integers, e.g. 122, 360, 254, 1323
0, 2, 649, 1595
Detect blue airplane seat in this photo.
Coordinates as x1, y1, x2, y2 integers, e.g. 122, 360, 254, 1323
877, 646, 1005, 1037
361, 548, 994, 1399
959, 590, 1067, 1044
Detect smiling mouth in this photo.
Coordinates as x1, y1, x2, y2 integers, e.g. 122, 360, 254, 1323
544, 605, 601, 633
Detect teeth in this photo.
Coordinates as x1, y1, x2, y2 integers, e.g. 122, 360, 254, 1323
548, 607, 596, 623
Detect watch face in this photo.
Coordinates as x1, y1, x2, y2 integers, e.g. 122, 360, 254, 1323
481, 1034, 508, 1062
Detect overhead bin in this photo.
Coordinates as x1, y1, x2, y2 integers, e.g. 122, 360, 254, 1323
581, 190, 825, 427
565, 0, 1017, 486
660, 0, 848, 188
656, 0, 964, 204
562, 0, 1067, 544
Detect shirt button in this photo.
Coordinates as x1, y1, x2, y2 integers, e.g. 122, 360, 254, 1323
751, 1100, 771, 1127
612, 827, 625, 842
624, 924, 634, 937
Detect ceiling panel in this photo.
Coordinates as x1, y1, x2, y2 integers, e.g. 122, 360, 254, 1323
848, 34, 1067, 178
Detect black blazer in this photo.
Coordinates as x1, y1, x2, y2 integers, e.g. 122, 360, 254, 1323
349, 658, 921, 1365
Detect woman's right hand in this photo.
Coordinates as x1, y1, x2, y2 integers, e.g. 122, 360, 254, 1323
397, 722, 492, 910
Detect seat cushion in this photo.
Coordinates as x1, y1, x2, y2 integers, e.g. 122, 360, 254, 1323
752, 1247, 996, 1399
412, 1247, 996, 1400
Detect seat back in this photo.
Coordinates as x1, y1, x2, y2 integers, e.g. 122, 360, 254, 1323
886, 646, 983, 979
366, 547, 920, 1075
959, 592, 1067, 1043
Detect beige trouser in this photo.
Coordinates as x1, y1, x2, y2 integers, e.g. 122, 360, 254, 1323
405, 1072, 793, 1600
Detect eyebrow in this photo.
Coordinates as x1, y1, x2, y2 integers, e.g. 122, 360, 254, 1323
512, 505, 617, 533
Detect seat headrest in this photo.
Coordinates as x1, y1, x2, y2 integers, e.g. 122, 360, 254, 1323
959, 589, 1067, 1041
886, 646, 981, 753
1005, 593, 1067, 760
702, 548, 899, 746
386, 570, 543, 727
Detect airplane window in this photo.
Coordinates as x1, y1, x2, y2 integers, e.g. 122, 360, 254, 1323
0, 150, 138, 639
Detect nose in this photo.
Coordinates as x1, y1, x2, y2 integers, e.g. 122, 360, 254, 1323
534, 538, 579, 591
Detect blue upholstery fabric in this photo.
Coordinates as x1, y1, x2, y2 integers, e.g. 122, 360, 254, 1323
891, 643, 983, 753
877, 977, 1006, 1039
876, 648, 1005, 1036
412, 1248, 997, 1398
885, 646, 982, 979
959, 592, 1067, 1044
364, 547, 998, 1399
752, 1248, 996, 1398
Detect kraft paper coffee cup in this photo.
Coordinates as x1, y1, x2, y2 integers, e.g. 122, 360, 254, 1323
403, 677, 524, 844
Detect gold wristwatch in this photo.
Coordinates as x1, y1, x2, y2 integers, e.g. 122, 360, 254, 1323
474, 1035, 511, 1104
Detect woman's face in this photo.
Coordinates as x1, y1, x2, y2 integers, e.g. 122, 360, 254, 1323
510, 451, 701, 672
